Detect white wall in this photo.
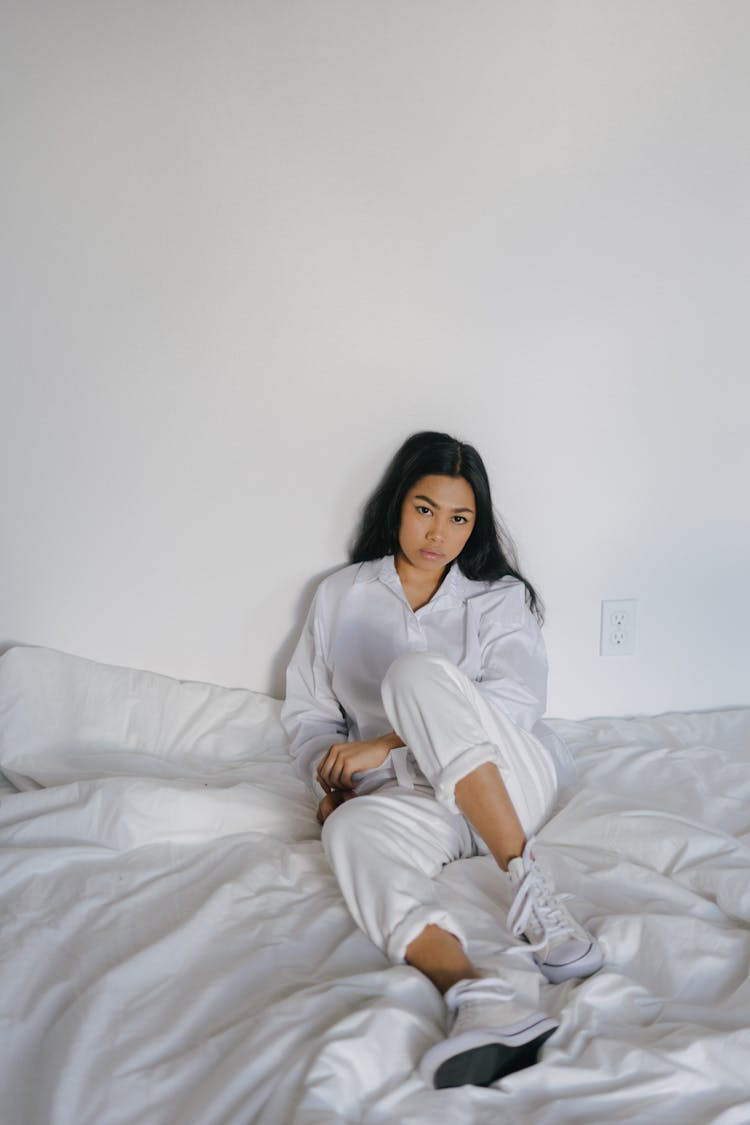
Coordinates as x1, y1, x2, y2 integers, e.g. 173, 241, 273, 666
2, 1, 748, 717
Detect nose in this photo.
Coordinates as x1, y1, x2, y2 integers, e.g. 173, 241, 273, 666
427, 522, 445, 543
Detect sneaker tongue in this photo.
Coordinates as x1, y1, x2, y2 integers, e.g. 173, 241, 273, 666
445, 976, 512, 1010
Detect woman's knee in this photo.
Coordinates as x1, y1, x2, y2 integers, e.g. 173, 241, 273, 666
381, 651, 455, 703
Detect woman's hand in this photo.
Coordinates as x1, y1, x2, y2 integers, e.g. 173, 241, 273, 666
316, 789, 357, 826
317, 733, 403, 792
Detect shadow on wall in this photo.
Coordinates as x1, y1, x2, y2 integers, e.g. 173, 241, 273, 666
0, 575, 342, 702
267, 564, 345, 701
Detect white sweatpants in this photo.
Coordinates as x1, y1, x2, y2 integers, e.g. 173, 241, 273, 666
321, 652, 559, 963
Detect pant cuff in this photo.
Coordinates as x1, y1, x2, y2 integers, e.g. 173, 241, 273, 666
432, 741, 501, 813
386, 905, 469, 964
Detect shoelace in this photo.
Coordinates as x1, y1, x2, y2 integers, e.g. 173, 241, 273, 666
507, 844, 572, 956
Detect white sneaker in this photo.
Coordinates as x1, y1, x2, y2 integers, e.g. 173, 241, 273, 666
419, 976, 558, 1089
507, 839, 603, 984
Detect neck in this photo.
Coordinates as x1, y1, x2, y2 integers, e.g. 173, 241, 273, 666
394, 554, 448, 610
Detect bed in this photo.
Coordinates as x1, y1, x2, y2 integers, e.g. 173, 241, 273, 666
1, 643, 748, 1125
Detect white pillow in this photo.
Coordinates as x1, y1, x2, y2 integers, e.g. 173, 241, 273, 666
0, 645, 287, 789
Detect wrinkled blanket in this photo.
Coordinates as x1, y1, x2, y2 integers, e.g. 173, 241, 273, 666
1, 646, 749, 1124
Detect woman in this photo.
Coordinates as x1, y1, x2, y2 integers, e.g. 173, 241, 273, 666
282, 431, 602, 1090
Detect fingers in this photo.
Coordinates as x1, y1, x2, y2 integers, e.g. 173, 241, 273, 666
316, 746, 335, 792
317, 761, 337, 792
316, 793, 337, 824
318, 739, 390, 791
317, 743, 353, 792
316, 797, 330, 825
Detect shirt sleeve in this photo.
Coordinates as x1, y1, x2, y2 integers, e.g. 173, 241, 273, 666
281, 585, 349, 798
473, 583, 549, 733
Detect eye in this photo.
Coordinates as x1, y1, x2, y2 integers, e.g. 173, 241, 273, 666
452, 515, 468, 524
415, 505, 432, 516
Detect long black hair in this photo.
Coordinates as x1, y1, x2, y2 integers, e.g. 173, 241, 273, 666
349, 431, 543, 620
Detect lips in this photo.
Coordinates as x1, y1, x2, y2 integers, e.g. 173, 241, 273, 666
419, 549, 444, 560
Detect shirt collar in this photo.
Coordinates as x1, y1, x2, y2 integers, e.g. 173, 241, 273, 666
367, 554, 467, 609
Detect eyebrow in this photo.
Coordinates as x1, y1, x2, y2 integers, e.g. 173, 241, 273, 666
414, 493, 475, 514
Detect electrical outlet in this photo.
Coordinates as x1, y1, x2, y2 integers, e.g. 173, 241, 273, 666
600, 599, 637, 656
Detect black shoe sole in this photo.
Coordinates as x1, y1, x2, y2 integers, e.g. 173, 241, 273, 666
434, 1027, 556, 1089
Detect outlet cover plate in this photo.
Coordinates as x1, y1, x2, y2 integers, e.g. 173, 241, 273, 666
600, 599, 637, 656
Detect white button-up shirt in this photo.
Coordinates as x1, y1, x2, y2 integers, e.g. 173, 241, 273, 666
282, 556, 576, 797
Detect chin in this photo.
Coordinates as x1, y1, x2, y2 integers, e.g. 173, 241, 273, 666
418, 554, 451, 567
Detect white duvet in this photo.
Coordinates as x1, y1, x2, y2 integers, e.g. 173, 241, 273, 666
1, 645, 749, 1125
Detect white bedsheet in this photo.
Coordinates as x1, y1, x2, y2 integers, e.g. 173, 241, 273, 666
1, 645, 749, 1124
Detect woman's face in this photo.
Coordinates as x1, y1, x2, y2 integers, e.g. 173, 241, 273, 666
397, 474, 476, 576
